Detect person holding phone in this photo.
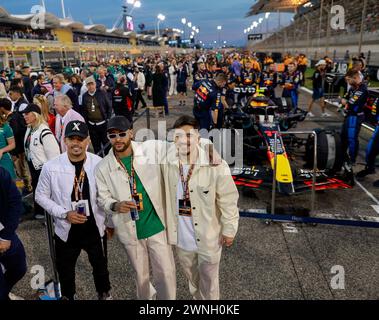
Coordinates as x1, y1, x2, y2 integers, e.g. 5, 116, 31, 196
35, 121, 112, 300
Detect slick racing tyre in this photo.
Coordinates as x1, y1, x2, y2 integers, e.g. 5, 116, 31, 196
271, 97, 293, 113
305, 129, 344, 171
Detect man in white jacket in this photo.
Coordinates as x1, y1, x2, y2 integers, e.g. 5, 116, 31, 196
169, 60, 178, 96
95, 116, 176, 300
36, 120, 112, 300
162, 115, 239, 300
134, 67, 147, 111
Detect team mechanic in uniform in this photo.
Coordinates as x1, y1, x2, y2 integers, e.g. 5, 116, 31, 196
340, 69, 369, 164
192, 73, 228, 131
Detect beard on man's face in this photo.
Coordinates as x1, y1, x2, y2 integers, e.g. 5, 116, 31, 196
113, 139, 131, 153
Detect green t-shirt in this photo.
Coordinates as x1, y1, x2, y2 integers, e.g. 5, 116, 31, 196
121, 156, 164, 240
0, 123, 16, 179
0, 122, 13, 149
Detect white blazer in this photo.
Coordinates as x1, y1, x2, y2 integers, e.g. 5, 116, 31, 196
36, 152, 107, 242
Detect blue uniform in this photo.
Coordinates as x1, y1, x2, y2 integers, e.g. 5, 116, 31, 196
340, 83, 368, 163
193, 70, 212, 88
365, 97, 379, 170
193, 80, 223, 130
0, 167, 27, 300
260, 71, 278, 99
281, 70, 301, 111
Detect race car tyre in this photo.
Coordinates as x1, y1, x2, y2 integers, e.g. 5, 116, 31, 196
305, 129, 344, 171
271, 97, 293, 113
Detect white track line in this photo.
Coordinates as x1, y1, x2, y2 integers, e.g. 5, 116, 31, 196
354, 179, 379, 215
354, 179, 379, 205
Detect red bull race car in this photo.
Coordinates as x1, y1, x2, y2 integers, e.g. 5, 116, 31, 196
225, 86, 354, 195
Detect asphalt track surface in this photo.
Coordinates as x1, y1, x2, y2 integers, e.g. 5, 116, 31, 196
12, 85, 379, 300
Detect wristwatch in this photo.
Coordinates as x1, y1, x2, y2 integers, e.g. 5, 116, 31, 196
111, 202, 118, 212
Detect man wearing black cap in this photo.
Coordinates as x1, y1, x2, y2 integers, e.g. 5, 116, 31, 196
95, 116, 176, 300
82, 76, 112, 156
36, 120, 112, 300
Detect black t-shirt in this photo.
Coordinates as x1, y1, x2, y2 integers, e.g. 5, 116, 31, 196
68, 159, 100, 242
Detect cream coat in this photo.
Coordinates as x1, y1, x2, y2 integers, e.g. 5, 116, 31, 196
162, 144, 239, 260
95, 140, 168, 246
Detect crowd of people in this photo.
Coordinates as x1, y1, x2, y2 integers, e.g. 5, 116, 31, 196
0, 49, 378, 300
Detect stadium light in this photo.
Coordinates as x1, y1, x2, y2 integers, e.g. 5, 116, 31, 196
192, 26, 196, 31
188, 22, 192, 28
181, 18, 186, 24
258, 18, 263, 24
157, 14, 166, 36
265, 12, 270, 19
217, 25, 222, 30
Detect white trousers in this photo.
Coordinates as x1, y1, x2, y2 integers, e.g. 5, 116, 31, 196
169, 76, 177, 96
176, 247, 222, 300
122, 231, 176, 300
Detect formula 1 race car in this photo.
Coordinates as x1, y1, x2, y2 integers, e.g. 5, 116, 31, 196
224, 86, 354, 195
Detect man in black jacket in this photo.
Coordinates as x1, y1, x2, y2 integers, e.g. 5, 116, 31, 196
0, 167, 27, 300
82, 76, 112, 156
21, 65, 33, 103
112, 75, 134, 124
31, 74, 45, 97
96, 67, 115, 102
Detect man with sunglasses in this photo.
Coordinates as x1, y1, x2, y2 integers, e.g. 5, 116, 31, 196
36, 121, 112, 300
95, 116, 176, 300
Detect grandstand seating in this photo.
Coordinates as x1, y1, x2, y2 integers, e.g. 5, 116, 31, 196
261, 0, 379, 47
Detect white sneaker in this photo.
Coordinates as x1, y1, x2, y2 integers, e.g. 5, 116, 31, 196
321, 112, 331, 117
8, 293, 25, 300
307, 112, 315, 117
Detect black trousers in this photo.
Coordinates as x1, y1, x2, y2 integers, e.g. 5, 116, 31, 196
27, 161, 44, 217
88, 122, 110, 157
134, 89, 147, 110
54, 233, 110, 299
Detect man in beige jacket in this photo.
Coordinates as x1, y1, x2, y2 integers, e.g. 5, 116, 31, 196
95, 116, 176, 300
162, 115, 239, 300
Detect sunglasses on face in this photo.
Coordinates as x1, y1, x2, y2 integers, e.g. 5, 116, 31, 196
107, 132, 128, 139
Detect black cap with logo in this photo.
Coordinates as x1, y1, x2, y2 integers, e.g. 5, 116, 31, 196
65, 120, 89, 138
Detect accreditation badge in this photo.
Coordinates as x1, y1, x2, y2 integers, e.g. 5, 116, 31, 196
178, 199, 192, 217
133, 193, 144, 211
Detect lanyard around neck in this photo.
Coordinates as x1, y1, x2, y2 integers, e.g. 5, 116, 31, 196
179, 161, 195, 200
117, 155, 137, 195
